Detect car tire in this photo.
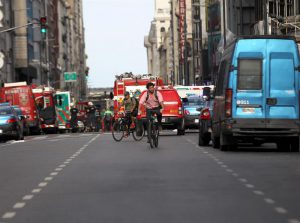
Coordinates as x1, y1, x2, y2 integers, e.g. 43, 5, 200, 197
177, 119, 185, 136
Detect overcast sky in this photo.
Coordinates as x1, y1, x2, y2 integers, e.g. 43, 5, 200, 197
83, 0, 155, 88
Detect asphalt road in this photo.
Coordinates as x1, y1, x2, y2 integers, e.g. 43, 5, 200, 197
0, 132, 300, 223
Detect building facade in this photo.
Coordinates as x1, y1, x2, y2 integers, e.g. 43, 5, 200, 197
0, 0, 87, 101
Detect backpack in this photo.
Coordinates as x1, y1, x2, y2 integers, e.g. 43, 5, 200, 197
146, 90, 159, 101
131, 97, 139, 112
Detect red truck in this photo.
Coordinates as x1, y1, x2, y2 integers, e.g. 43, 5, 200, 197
113, 74, 164, 119
32, 86, 58, 133
0, 82, 41, 134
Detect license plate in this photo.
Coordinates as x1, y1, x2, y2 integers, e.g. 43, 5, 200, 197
0, 129, 2, 133
194, 119, 199, 123
162, 118, 166, 123
242, 108, 255, 114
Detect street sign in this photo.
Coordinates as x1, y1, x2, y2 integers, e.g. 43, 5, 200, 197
64, 72, 77, 82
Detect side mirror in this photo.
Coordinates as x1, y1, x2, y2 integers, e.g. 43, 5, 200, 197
196, 107, 203, 112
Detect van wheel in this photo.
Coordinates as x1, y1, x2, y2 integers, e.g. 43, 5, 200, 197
276, 142, 286, 151
212, 134, 220, 149
290, 137, 299, 152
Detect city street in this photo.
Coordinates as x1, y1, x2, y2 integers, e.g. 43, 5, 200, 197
0, 132, 300, 223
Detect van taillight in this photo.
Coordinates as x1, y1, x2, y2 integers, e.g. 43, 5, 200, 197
225, 88, 233, 118
7, 118, 17, 124
200, 108, 211, 120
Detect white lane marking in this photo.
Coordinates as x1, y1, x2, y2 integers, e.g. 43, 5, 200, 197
221, 165, 228, 168
50, 172, 58, 176
66, 159, 72, 162
226, 169, 233, 173
32, 188, 42, 193
253, 190, 264, 196
232, 173, 239, 177
49, 139, 60, 142
265, 198, 275, 204
13, 203, 26, 209
45, 177, 53, 181
217, 162, 224, 165
10, 140, 25, 144
59, 164, 66, 168
38, 182, 48, 187
275, 207, 287, 214
245, 184, 255, 188
55, 168, 63, 171
56, 135, 71, 138
289, 219, 300, 223
64, 161, 70, 164
2, 212, 16, 219
239, 178, 248, 183
32, 136, 48, 141
22, 195, 34, 200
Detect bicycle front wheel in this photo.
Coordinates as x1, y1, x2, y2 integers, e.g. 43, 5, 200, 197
132, 124, 145, 141
112, 121, 124, 142
147, 120, 154, 148
153, 123, 159, 148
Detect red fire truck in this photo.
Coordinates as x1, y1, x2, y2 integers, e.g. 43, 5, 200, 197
0, 82, 41, 134
113, 74, 164, 117
32, 86, 58, 133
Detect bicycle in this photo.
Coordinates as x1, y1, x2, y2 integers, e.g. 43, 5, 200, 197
112, 111, 145, 142
147, 110, 159, 148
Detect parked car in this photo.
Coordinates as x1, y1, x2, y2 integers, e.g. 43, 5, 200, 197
212, 36, 300, 151
0, 105, 24, 140
139, 86, 185, 135
183, 96, 205, 129
12, 105, 30, 136
198, 99, 214, 146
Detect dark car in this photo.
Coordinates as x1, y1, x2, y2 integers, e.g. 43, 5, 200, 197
12, 106, 30, 136
183, 96, 205, 129
198, 99, 213, 146
0, 106, 24, 140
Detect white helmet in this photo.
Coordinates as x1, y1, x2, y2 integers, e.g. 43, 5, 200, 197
88, 102, 93, 106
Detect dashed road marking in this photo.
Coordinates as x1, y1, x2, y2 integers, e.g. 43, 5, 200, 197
32, 188, 42, 194
253, 190, 264, 196
2, 212, 16, 219
289, 219, 300, 223
22, 195, 34, 200
55, 168, 63, 171
245, 184, 255, 188
239, 178, 248, 183
50, 172, 58, 176
38, 182, 48, 187
59, 164, 66, 168
45, 177, 53, 181
275, 207, 288, 214
265, 198, 275, 204
13, 203, 26, 209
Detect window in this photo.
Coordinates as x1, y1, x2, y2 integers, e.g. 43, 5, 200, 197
215, 60, 227, 96
238, 59, 262, 90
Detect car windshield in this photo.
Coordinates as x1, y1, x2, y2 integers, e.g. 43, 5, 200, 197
0, 107, 13, 115
185, 97, 204, 106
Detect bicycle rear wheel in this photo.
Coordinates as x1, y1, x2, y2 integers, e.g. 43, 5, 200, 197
112, 121, 124, 142
132, 124, 145, 141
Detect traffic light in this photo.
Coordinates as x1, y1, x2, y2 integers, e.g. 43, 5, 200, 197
40, 17, 47, 33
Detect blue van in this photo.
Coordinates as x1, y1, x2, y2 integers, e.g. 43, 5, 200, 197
212, 36, 300, 151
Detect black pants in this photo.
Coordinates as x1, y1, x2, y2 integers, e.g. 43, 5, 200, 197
146, 107, 162, 126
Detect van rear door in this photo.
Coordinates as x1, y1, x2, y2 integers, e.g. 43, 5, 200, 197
234, 55, 265, 120
266, 40, 299, 122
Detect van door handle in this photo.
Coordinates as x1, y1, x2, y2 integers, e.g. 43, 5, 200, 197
266, 98, 277, 106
